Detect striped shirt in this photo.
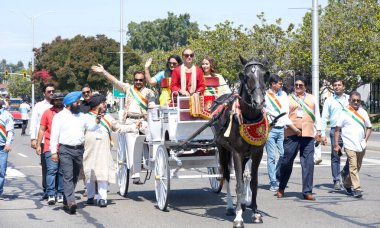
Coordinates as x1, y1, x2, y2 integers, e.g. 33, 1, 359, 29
0, 108, 15, 146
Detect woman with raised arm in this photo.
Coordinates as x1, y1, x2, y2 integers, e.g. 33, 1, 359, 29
144, 55, 182, 105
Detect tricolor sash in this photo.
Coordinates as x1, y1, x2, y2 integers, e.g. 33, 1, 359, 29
291, 94, 316, 122
0, 124, 7, 142
343, 106, 366, 131
266, 90, 282, 114
88, 112, 114, 146
130, 85, 148, 111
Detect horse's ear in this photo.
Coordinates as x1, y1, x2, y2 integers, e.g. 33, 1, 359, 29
264, 71, 270, 83
239, 72, 245, 81
239, 55, 248, 66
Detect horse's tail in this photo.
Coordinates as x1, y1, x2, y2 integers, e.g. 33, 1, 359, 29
218, 146, 232, 182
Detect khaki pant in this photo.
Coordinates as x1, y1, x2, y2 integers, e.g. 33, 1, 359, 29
343, 148, 365, 190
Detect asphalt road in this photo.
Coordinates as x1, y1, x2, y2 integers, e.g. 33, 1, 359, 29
1, 127, 380, 228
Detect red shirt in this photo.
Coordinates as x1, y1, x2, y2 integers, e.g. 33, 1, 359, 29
40, 107, 61, 153
170, 66, 205, 94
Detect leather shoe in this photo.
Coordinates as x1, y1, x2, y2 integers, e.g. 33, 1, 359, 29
98, 199, 107, 208
68, 203, 77, 214
276, 189, 285, 198
303, 194, 315, 201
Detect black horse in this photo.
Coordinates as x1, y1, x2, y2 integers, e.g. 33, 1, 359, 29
211, 56, 269, 227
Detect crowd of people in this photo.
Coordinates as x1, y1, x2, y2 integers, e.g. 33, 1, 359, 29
0, 47, 373, 215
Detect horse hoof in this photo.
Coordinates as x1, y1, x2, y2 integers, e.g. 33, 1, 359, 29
226, 208, 236, 216
252, 213, 263, 223
233, 221, 244, 228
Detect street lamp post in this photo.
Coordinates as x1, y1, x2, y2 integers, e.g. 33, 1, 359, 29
311, 0, 320, 113
119, 0, 124, 111
13, 11, 55, 108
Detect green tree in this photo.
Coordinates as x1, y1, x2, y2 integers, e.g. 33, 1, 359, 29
127, 12, 199, 53
190, 21, 252, 84
6, 73, 32, 97
34, 35, 141, 93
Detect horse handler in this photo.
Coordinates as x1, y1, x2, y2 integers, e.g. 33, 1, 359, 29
50, 91, 101, 214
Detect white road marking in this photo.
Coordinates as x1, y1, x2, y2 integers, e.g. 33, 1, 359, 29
5, 167, 26, 178
17, 153, 28, 158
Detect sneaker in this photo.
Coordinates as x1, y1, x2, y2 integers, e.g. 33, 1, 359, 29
87, 197, 95, 205
353, 190, 362, 198
269, 182, 279, 192
334, 181, 342, 190
47, 196, 56, 205
57, 195, 64, 203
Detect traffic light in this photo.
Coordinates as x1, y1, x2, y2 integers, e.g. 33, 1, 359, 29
5, 70, 8, 76
23, 72, 27, 79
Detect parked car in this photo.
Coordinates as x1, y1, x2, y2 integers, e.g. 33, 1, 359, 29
8, 106, 23, 128
9, 98, 23, 107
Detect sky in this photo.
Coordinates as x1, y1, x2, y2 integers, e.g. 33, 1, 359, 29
0, 0, 327, 68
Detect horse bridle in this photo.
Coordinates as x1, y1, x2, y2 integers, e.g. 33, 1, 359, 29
239, 61, 266, 108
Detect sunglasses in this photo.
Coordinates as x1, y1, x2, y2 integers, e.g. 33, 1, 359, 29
295, 84, 305, 88
183, 53, 194, 58
168, 62, 178, 66
46, 90, 55, 94
134, 78, 144, 82
82, 91, 91, 95
351, 99, 361, 103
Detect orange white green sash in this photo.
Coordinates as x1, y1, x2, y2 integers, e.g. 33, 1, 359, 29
88, 112, 113, 145
291, 93, 315, 122
343, 106, 365, 130
266, 90, 282, 114
130, 85, 148, 111
0, 124, 7, 141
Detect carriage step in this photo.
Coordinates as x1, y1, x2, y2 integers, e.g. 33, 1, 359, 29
170, 174, 222, 179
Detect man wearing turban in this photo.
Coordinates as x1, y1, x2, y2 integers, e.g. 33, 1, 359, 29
49, 91, 101, 214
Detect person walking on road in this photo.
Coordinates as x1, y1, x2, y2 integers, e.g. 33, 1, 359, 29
321, 78, 350, 190
264, 74, 289, 192
30, 83, 55, 199
49, 91, 101, 214
334, 91, 372, 198
0, 100, 15, 199
19, 100, 31, 135
277, 75, 322, 201
83, 94, 140, 207
36, 92, 65, 205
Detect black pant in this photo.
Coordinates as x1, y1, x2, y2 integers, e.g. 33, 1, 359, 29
279, 136, 315, 195
59, 145, 84, 205
40, 143, 47, 194
21, 120, 28, 134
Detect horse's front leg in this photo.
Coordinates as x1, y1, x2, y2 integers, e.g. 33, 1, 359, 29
232, 152, 245, 228
250, 147, 264, 223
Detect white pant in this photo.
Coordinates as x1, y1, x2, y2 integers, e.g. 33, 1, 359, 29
86, 180, 108, 203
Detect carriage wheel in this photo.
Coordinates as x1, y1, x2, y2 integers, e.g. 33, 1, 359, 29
207, 167, 223, 193
117, 140, 130, 197
154, 145, 170, 211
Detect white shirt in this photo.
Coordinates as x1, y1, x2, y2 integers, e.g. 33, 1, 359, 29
336, 106, 371, 152
19, 103, 31, 120
49, 108, 100, 154
29, 99, 52, 140
264, 89, 289, 127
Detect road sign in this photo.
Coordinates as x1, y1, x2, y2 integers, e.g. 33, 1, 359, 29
113, 87, 125, 98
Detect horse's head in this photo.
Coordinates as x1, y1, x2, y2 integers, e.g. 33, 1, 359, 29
238, 55, 269, 110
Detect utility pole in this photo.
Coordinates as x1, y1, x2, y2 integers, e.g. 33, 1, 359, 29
312, 0, 320, 112
119, 0, 124, 111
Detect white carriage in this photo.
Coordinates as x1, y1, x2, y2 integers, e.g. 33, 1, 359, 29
115, 95, 223, 211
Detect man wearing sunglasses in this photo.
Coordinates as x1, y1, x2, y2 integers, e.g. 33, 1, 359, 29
80, 85, 93, 113
30, 83, 55, 200
334, 91, 372, 198
91, 64, 155, 183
